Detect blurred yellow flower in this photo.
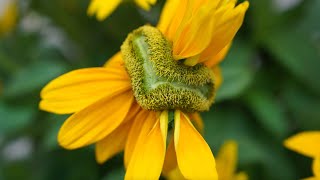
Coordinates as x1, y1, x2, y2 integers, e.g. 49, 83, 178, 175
284, 131, 320, 180
216, 141, 248, 180
88, 0, 157, 21
40, 0, 249, 179
0, 0, 17, 36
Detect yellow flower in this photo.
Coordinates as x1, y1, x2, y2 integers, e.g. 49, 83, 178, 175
40, 0, 248, 179
88, 0, 157, 21
164, 140, 248, 180
0, 0, 17, 36
284, 131, 320, 180
216, 141, 248, 180
40, 52, 216, 179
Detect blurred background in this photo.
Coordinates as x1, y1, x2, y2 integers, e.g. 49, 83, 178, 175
0, 0, 319, 179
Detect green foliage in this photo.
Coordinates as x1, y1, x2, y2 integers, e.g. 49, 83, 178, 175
0, 0, 319, 179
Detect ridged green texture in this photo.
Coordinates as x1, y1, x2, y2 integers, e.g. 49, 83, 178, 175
121, 25, 215, 112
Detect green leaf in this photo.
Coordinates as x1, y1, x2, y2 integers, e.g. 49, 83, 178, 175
3, 60, 66, 98
216, 40, 255, 101
244, 91, 289, 139
262, 30, 320, 95
41, 114, 68, 151
102, 167, 125, 180
0, 102, 35, 136
202, 106, 298, 180
281, 81, 320, 130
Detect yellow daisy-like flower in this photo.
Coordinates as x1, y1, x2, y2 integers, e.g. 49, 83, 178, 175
164, 140, 249, 180
0, 0, 17, 36
88, 0, 157, 21
284, 131, 320, 180
40, 0, 248, 179
216, 141, 248, 180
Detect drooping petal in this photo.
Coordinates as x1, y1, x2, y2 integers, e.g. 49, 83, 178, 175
40, 55, 130, 114
124, 109, 151, 168
58, 90, 134, 149
95, 121, 132, 164
284, 131, 320, 158
174, 110, 218, 179
125, 111, 168, 180
216, 141, 238, 180
87, 0, 122, 21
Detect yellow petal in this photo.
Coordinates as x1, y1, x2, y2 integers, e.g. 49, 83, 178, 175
313, 157, 320, 178
204, 43, 232, 67
216, 141, 238, 180
125, 111, 168, 180
163, 0, 189, 41
124, 109, 152, 168
87, 0, 122, 21
157, 0, 181, 33
58, 90, 134, 149
40, 55, 130, 114
174, 110, 218, 179
134, 0, 156, 11
284, 131, 320, 158
95, 121, 132, 164
172, 3, 216, 60
200, 2, 249, 63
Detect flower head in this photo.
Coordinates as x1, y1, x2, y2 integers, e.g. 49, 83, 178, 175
40, 0, 249, 179
88, 0, 157, 21
284, 131, 320, 180
0, 0, 17, 36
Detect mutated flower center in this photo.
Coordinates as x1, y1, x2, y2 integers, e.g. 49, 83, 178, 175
121, 25, 216, 112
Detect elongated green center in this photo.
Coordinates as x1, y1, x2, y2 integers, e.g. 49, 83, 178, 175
121, 25, 216, 112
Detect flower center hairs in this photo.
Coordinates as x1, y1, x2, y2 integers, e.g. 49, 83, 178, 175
121, 25, 216, 112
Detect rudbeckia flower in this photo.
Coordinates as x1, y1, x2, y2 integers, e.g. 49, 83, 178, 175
88, 0, 157, 21
0, 0, 17, 36
40, 0, 248, 179
284, 131, 320, 180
